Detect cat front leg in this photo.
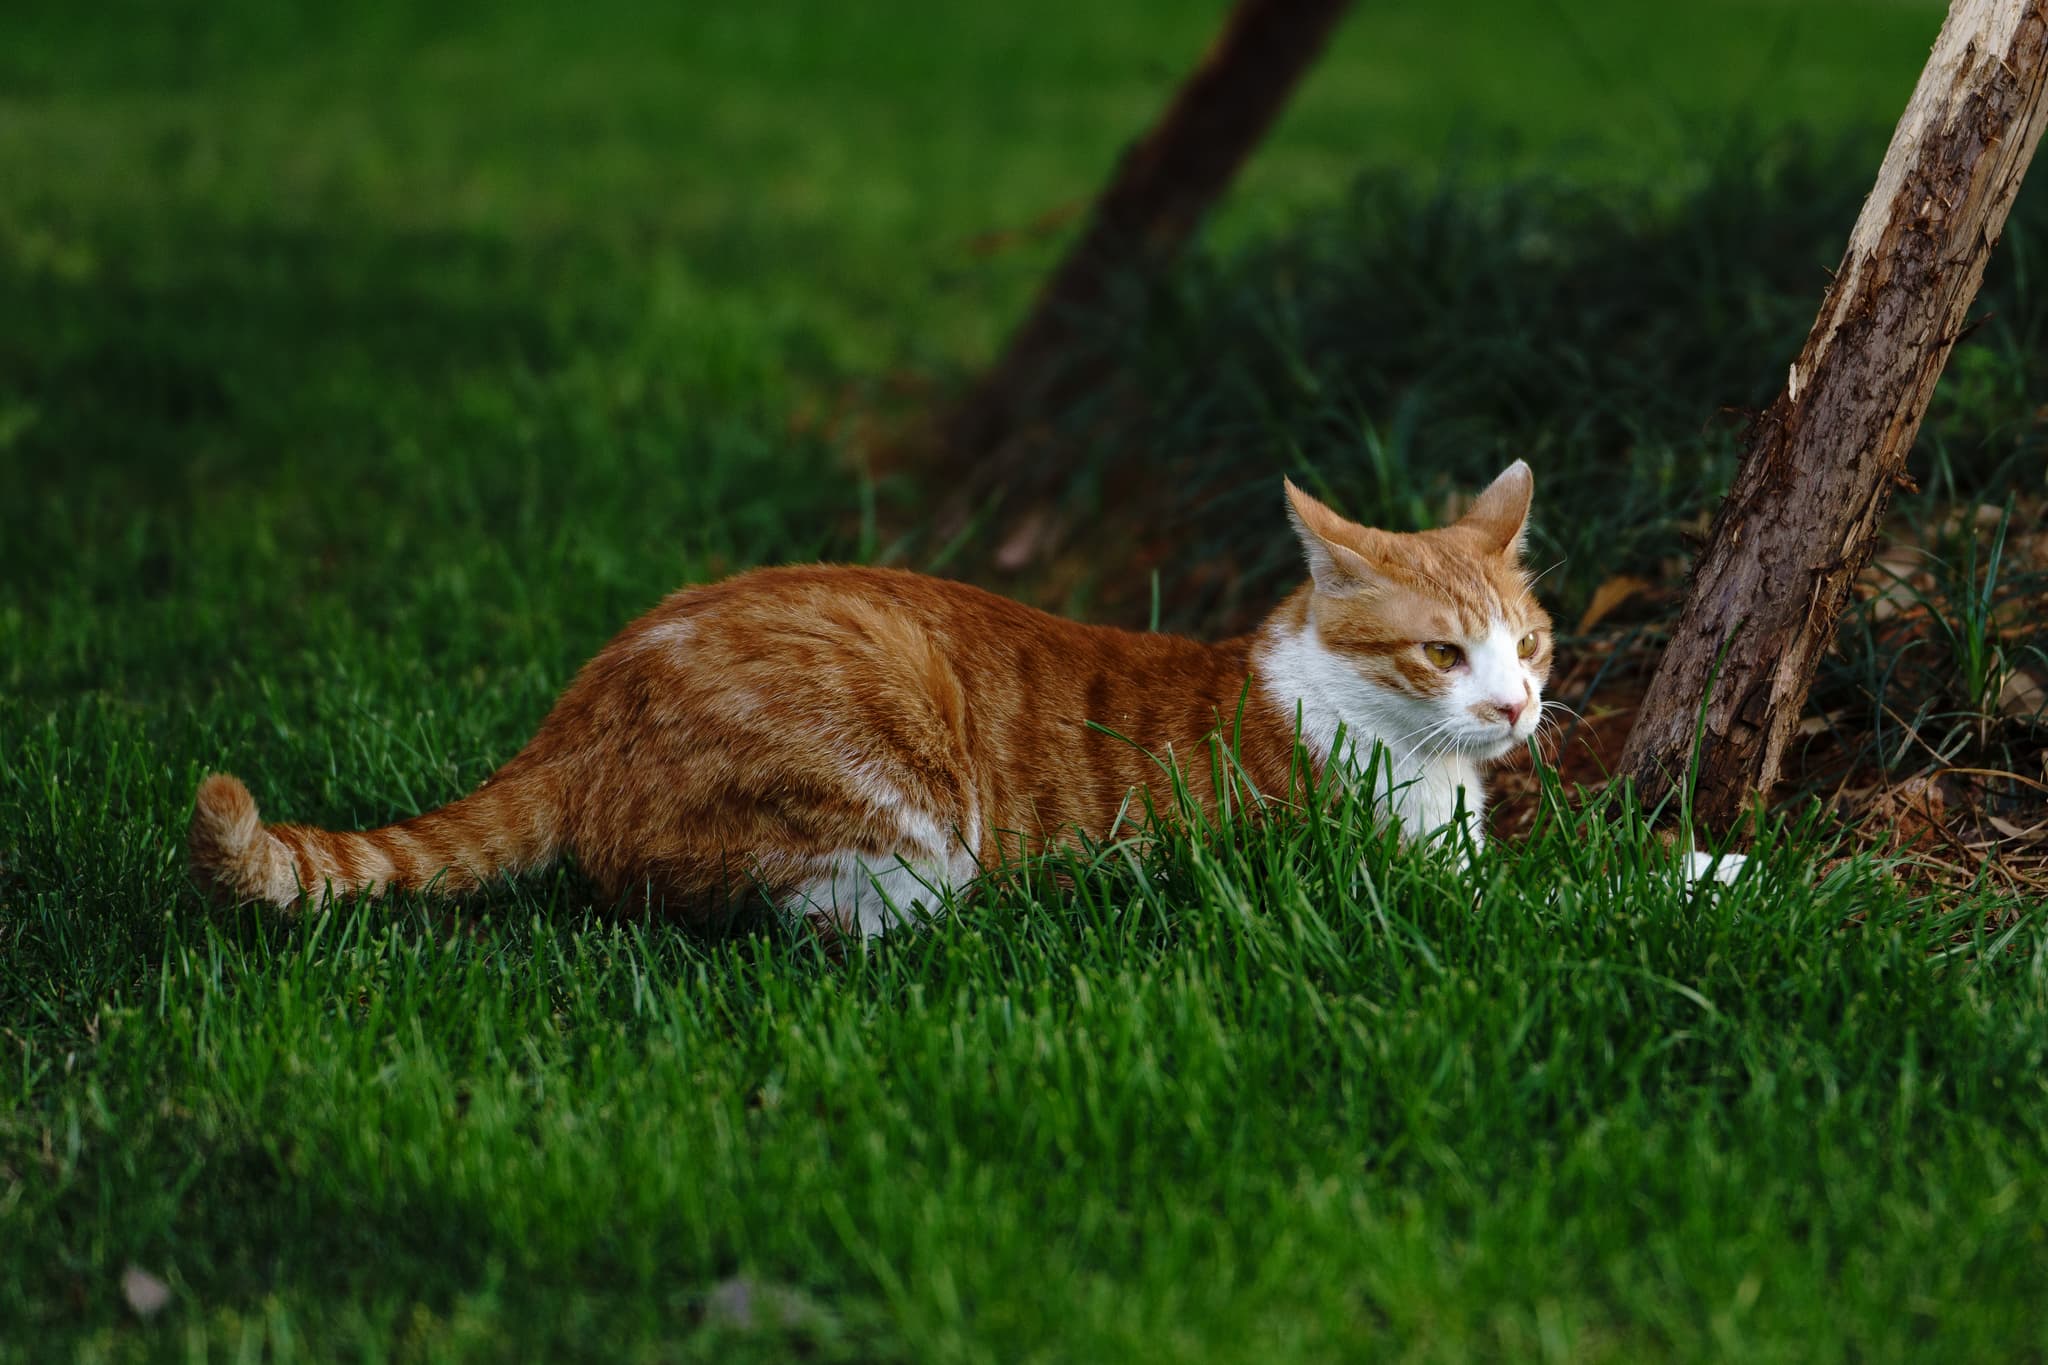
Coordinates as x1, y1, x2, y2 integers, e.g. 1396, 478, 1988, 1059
1680, 847, 1749, 886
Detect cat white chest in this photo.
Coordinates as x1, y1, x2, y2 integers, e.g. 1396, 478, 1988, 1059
1255, 620, 1488, 845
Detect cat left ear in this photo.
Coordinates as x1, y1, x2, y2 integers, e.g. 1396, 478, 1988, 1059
1283, 479, 1383, 595
1459, 460, 1533, 558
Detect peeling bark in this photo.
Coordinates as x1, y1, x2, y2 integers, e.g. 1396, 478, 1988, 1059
1619, 0, 2048, 825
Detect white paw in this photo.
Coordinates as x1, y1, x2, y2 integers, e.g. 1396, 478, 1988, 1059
1681, 849, 1749, 887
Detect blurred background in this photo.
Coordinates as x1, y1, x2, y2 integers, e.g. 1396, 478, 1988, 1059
3, 0, 2040, 810
0, 0, 1957, 372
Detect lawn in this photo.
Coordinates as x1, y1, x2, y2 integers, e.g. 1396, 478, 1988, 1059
6, 0, 2048, 1359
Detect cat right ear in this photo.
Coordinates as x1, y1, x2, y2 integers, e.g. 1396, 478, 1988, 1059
1283, 479, 1382, 596
1458, 459, 1534, 557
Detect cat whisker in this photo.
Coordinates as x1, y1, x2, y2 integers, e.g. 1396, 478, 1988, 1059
1391, 714, 1460, 745
1537, 698, 1591, 751
1418, 722, 1468, 767
1384, 716, 1466, 757
1396, 718, 1460, 765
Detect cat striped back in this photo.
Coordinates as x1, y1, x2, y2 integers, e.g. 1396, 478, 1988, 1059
188, 463, 1551, 933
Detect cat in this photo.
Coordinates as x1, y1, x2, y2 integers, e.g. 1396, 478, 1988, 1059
188, 461, 1554, 935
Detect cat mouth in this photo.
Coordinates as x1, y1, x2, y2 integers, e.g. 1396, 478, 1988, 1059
1472, 724, 1534, 760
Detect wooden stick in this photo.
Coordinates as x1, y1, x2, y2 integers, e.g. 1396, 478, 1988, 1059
1619, 0, 2048, 826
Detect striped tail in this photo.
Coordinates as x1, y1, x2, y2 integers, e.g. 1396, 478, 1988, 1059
187, 760, 561, 910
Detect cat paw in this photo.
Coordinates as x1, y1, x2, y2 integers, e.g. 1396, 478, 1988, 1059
1681, 849, 1748, 887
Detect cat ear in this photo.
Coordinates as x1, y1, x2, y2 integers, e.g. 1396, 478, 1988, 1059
1283, 479, 1383, 595
1458, 460, 1533, 557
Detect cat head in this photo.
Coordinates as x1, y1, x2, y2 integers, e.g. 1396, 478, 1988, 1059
1278, 462, 1553, 763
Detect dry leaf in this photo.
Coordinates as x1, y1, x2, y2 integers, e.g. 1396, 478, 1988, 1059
2010, 530, 2048, 572
2000, 669, 2047, 722
1859, 776, 1948, 850
1575, 575, 1650, 634
121, 1266, 170, 1318
1987, 814, 2043, 841
994, 507, 1056, 573
1858, 548, 1927, 622
1992, 596, 2038, 632
1937, 503, 2012, 538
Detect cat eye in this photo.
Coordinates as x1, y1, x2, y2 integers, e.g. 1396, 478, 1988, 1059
1517, 631, 1541, 659
1422, 642, 1463, 670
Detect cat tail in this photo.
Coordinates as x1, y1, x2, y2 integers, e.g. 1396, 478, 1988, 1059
187, 756, 562, 910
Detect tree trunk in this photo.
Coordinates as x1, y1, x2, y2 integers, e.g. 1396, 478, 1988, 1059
1619, 0, 2048, 826
942, 0, 1355, 487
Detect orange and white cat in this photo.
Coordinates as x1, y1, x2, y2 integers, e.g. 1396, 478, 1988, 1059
190, 462, 1555, 934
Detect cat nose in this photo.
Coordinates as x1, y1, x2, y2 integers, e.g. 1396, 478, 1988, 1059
1496, 698, 1526, 728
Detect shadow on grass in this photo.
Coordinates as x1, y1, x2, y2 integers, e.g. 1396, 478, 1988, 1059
979, 132, 2048, 633
0, 220, 604, 483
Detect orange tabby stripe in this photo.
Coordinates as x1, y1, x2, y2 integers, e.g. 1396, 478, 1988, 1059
188, 471, 1553, 924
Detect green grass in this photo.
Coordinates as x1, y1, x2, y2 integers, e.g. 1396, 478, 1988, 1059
7, 0, 2048, 1357
10, 744, 2048, 1359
